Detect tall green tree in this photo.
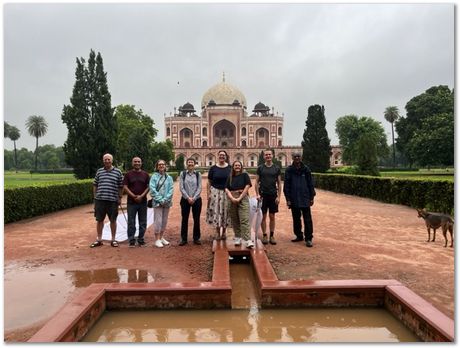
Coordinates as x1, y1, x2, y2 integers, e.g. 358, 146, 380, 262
395, 85, 454, 167
383, 106, 400, 168
406, 113, 454, 167
335, 115, 389, 164
26, 115, 48, 171
8, 126, 21, 171
62, 50, 117, 178
4, 121, 11, 138
92, 52, 117, 166
356, 134, 379, 176
5, 121, 21, 170
115, 104, 158, 171
301, 104, 331, 172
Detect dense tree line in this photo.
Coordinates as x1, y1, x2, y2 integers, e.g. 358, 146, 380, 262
4, 145, 67, 171
329, 85, 453, 175
395, 85, 454, 168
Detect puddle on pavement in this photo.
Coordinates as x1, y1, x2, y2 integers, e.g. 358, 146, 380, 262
83, 263, 419, 342
4, 265, 154, 330
82, 308, 420, 342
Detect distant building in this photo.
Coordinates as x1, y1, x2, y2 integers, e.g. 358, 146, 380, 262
165, 75, 343, 168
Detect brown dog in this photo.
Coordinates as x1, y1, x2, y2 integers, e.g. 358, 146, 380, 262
417, 208, 454, 247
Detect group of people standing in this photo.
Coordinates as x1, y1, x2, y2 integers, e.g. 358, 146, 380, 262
90, 149, 316, 249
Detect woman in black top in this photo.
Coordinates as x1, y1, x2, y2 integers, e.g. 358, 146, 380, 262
225, 160, 254, 248
206, 150, 232, 240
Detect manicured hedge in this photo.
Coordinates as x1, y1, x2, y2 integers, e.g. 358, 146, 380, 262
313, 173, 454, 215
4, 180, 93, 224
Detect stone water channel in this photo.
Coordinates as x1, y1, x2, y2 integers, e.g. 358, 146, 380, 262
81, 261, 419, 342
23, 240, 454, 342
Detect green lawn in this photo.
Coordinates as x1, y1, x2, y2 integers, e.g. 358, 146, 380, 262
4, 172, 78, 188
379, 171, 454, 182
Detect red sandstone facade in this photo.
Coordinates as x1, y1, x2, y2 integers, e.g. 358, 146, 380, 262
165, 77, 343, 168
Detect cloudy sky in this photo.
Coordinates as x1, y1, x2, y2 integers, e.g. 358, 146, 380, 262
4, 2, 454, 151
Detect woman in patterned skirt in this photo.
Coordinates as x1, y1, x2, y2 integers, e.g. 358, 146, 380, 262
206, 150, 231, 240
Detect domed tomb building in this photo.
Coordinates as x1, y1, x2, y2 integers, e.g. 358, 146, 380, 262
164, 76, 343, 168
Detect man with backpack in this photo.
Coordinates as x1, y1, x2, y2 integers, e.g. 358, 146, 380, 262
255, 149, 282, 245
179, 158, 202, 245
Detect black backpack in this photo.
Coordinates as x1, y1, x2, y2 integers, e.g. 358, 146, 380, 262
181, 170, 200, 186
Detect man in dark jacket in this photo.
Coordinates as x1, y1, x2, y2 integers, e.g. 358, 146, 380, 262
283, 152, 316, 247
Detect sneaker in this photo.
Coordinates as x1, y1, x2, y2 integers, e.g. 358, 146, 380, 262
137, 240, 146, 247
129, 240, 136, 248
193, 240, 202, 245
179, 240, 187, 246
234, 238, 242, 246
306, 240, 313, 248
269, 236, 277, 245
154, 240, 164, 248
262, 234, 269, 245
160, 238, 170, 246
291, 236, 303, 242
246, 240, 254, 249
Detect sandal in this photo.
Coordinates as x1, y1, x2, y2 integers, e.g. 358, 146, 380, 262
90, 240, 103, 248
111, 240, 119, 247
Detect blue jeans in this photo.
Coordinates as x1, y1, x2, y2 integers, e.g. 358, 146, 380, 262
127, 202, 147, 242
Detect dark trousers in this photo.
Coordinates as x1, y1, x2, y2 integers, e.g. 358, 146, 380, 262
180, 197, 202, 242
291, 207, 313, 241
127, 202, 147, 242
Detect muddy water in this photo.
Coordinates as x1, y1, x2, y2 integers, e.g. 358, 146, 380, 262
230, 262, 260, 309
82, 264, 419, 342
82, 308, 419, 342
4, 265, 154, 330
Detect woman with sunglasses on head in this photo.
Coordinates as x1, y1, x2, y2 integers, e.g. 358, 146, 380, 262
206, 150, 231, 240
225, 160, 254, 248
149, 159, 174, 248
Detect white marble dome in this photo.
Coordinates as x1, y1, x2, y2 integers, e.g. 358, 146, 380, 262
201, 80, 247, 108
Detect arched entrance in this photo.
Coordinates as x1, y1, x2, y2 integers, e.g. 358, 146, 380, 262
213, 120, 236, 148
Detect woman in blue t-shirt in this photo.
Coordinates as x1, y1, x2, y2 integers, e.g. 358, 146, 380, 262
206, 150, 231, 240
225, 160, 254, 248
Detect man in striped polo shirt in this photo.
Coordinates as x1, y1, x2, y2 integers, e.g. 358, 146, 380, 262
91, 153, 124, 248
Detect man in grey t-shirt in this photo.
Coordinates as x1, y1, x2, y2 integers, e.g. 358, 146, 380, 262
255, 149, 281, 245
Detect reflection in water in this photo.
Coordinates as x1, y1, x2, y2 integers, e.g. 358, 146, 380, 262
66, 268, 155, 287
4, 266, 154, 330
82, 308, 420, 342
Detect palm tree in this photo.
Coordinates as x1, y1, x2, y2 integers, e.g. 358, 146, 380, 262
384, 106, 400, 168
8, 126, 21, 172
26, 115, 48, 171
4, 121, 11, 138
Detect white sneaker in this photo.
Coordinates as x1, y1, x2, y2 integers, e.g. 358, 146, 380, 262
155, 240, 164, 248
161, 237, 170, 246
246, 240, 254, 249
234, 238, 242, 246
